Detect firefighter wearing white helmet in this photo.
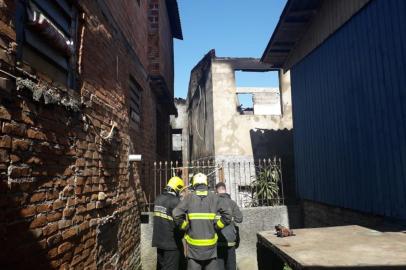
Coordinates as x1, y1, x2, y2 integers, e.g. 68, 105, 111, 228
152, 176, 185, 270
173, 173, 232, 270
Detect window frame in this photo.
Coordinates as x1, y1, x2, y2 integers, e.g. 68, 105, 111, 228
129, 76, 143, 129
16, 0, 79, 89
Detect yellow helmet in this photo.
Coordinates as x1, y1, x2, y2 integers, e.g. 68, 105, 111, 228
192, 173, 208, 187
166, 176, 185, 193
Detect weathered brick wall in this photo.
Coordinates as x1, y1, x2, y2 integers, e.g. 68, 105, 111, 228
0, 0, 173, 269
159, 0, 174, 96
148, 0, 175, 95
104, 0, 149, 70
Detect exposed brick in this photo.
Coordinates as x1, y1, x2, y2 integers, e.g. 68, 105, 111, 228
19, 206, 36, 217
30, 228, 43, 238
0, 135, 11, 148
50, 259, 61, 268
47, 211, 62, 222
52, 199, 65, 210
43, 223, 59, 236
21, 112, 35, 125
30, 214, 47, 229
0, 0, 175, 268
84, 238, 95, 249
75, 158, 86, 167
8, 165, 30, 177
26, 156, 43, 165
2, 122, 26, 136
89, 218, 99, 228
48, 247, 59, 259
61, 251, 73, 263
27, 129, 47, 141
36, 203, 52, 213
9, 154, 20, 162
58, 219, 72, 230
46, 191, 59, 200
38, 239, 47, 249
0, 149, 9, 162
12, 138, 31, 151
63, 207, 75, 218
58, 242, 72, 254
71, 255, 83, 266
30, 192, 46, 203
47, 233, 62, 247
86, 202, 95, 211
78, 221, 89, 232
62, 226, 78, 240
0, 105, 11, 120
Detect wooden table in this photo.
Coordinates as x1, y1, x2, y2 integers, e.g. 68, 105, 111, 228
257, 225, 406, 270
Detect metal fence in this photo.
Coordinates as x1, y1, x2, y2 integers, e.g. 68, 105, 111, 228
140, 158, 284, 211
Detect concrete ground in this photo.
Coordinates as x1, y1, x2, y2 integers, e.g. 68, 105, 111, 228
258, 225, 406, 269
140, 205, 301, 270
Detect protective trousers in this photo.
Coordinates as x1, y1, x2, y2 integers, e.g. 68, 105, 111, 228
187, 258, 218, 270
156, 249, 180, 270
217, 246, 236, 270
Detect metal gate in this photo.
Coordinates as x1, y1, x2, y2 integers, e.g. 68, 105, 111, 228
140, 158, 284, 211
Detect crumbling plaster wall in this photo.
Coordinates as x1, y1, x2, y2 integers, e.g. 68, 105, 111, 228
187, 52, 215, 161
170, 99, 189, 163
211, 60, 293, 163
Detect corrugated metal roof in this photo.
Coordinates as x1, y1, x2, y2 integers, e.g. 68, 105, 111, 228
261, 0, 322, 68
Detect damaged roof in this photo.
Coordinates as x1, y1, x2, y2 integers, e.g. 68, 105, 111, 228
261, 0, 322, 68
166, 0, 183, 40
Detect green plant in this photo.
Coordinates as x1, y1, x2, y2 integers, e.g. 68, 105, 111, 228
283, 264, 293, 270
251, 164, 281, 206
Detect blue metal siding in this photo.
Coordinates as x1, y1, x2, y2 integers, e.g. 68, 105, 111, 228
291, 0, 406, 220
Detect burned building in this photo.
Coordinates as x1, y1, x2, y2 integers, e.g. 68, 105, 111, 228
170, 98, 188, 163
0, 0, 182, 269
186, 50, 294, 202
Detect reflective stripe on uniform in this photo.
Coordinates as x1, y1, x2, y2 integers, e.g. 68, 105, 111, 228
188, 213, 217, 220
195, 190, 208, 196
154, 211, 173, 221
181, 220, 189, 230
184, 233, 218, 246
216, 215, 234, 221
216, 218, 225, 229
218, 241, 236, 247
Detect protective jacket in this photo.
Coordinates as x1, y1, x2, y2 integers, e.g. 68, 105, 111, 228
173, 186, 232, 260
216, 193, 243, 247
152, 191, 183, 250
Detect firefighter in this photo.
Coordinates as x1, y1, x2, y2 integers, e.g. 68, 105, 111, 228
173, 173, 232, 270
215, 182, 243, 270
152, 176, 185, 270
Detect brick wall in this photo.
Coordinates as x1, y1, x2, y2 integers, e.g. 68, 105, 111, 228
148, 0, 175, 95
0, 0, 176, 269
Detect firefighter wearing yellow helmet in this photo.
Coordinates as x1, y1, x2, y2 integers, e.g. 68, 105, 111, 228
152, 176, 185, 270
173, 173, 232, 270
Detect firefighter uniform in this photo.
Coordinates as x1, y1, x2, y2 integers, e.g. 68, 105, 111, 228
152, 176, 185, 270
173, 173, 232, 270
216, 193, 243, 270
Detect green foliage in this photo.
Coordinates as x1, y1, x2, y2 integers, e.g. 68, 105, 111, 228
283, 264, 293, 270
250, 163, 281, 206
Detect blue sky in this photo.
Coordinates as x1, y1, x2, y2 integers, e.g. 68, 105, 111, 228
174, 0, 287, 98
